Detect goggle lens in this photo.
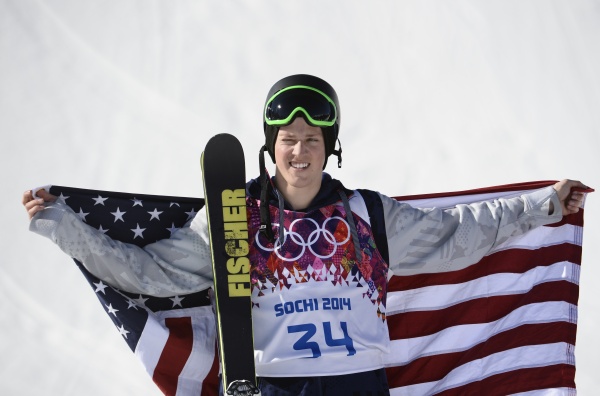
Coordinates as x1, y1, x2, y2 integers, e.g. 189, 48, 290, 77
264, 86, 337, 127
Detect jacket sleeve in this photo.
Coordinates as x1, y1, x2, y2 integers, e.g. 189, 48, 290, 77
382, 186, 563, 275
29, 201, 214, 296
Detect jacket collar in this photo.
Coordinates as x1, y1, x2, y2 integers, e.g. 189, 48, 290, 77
246, 172, 353, 212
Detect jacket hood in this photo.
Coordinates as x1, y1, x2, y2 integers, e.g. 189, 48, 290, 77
246, 172, 353, 212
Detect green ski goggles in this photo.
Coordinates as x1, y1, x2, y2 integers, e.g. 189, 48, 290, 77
264, 85, 337, 127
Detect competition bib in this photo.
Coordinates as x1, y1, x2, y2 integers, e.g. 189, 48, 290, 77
247, 193, 391, 376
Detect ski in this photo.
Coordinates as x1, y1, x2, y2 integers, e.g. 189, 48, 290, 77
201, 134, 259, 396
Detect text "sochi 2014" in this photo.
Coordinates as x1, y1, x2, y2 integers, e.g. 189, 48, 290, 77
274, 297, 352, 317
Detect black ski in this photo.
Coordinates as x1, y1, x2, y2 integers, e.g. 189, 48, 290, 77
201, 134, 259, 395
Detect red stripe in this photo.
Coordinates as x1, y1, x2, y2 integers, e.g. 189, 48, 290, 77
386, 321, 577, 388
431, 364, 576, 396
153, 317, 194, 396
200, 342, 220, 396
388, 243, 581, 292
392, 180, 558, 201
388, 280, 579, 339
546, 208, 585, 227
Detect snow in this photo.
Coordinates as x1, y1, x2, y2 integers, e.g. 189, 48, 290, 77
1, 1, 599, 394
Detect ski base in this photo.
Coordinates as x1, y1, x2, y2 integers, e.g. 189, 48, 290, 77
202, 133, 259, 395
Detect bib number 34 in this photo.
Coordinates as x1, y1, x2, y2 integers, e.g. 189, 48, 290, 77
288, 321, 356, 358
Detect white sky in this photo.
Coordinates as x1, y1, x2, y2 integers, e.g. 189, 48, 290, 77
1, 1, 599, 395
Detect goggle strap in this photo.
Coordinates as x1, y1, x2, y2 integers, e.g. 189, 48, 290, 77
333, 138, 343, 168
258, 146, 275, 242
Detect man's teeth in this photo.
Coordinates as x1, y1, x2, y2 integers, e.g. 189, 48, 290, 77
291, 162, 309, 169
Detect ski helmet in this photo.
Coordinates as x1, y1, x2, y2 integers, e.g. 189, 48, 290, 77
263, 74, 342, 168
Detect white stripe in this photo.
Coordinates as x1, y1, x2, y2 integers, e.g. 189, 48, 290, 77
135, 312, 170, 378
384, 301, 576, 367
491, 224, 582, 253
390, 343, 575, 395
398, 190, 525, 209
401, 187, 588, 211
510, 387, 576, 396
175, 307, 217, 396
387, 261, 579, 314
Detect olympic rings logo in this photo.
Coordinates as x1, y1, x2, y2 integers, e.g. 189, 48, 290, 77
255, 216, 351, 262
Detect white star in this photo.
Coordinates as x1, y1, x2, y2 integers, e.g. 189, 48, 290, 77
126, 298, 139, 310
134, 295, 149, 308
131, 223, 146, 239
97, 225, 109, 234
170, 296, 185, 308
57, 193, 70, 203
166, 223, 180, 236
111, 207, 126, 222
131, 198, 143, 207
77, 208, 89, 222
94, 281, 108, 294
148, 208, 163, 221
117, 325, 130, 339
185, 208, 197, 220
105, 303, 119, 316
169, 202, 180, 207
92, 195, 108, 206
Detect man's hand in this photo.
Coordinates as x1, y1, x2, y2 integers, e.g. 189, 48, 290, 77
22, 189, 57, 220
552, 179, 593, 216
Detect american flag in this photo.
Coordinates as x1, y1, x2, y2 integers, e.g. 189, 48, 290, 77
386, 181, 586, 395
48, 186, 219, 396
49, 181, 588, 396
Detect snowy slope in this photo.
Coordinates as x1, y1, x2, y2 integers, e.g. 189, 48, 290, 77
1, 1, 599, 395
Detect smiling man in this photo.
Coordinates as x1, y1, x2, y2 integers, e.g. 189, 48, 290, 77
273, 119, 327, 210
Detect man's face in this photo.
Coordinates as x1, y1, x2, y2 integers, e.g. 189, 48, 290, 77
274, 117, 326, 194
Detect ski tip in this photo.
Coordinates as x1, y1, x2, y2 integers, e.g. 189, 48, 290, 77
203, 133, 245, 162
206, 133, 241, 145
